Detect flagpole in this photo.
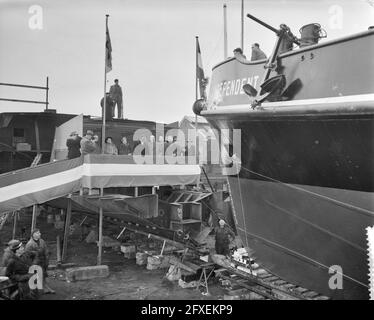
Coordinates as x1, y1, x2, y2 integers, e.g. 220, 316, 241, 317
102, 14, 110, 155
241, 0, 244, 50
195, 36, 198, 165
195, 36, 198, 101
223, 4, 228, 59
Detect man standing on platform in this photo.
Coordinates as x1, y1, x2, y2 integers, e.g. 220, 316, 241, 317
66, 131, 82, 159
80, 130, 96, 156
109, 79, 123, 119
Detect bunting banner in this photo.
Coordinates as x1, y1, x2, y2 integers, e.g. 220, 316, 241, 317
0, 155, 200, 213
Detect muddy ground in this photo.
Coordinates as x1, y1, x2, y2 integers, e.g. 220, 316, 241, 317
0, 208, 226, 300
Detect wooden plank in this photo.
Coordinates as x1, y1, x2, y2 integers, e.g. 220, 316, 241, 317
170, 219, 201, 225
294, 287, 309, 294
302, 291, 320, 299
31, 205, 37, 232
257, 273, 272, 279
280, 283, 297, 289
313, 295, 330, 300
263, 276, 279, 282
168, 256, 196, 273
255, 268, 269, 275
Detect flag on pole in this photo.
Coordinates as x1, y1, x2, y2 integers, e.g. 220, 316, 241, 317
196, 38, 206, 99
105, 19, 112, 73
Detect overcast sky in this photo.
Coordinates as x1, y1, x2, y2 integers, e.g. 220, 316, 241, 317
0, 0, 373, 123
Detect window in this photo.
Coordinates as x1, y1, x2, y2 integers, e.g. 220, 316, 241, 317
13, 128, 25, 137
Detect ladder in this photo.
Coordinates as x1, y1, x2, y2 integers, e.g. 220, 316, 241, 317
31, 153, 42, 167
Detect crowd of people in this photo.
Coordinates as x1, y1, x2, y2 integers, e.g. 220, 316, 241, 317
66, 130, 197, 161
1, 229, 54, 299
65, 130, 132, 159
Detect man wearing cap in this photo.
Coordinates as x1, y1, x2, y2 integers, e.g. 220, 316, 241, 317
109, 79, 123, 119
80, 130, 96, 156
25, 229, 55, 294
215, 219, 235, 256
4, 239, 35, 299
2, 240, 17, 267
66, 131, 82, 159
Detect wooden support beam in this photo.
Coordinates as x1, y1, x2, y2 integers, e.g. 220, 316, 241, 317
116, 226, 126, 240
160, 240, 166, 256
61, 198, 72, 262
12, 211, 17, 239
31, 205, 38, 232
34, 119, 40, 154
97, 191, 104, 265
56, 235, 62, 265
79, 216, 87, 226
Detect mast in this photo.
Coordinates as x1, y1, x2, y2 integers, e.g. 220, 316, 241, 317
241, 0, 244, 49
223, 4, 228, 59
102, 14, 110, 154
195, 36, 198, 101
195, 36, 198, 165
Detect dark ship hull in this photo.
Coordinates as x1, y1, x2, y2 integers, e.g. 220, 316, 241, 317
201, 29, 374, 299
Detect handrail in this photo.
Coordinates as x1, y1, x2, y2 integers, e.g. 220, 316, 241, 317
0, 77, 49, 110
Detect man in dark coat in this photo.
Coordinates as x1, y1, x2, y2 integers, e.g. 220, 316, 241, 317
66, 131, 82, 159
118, 136, 132, 155
215, 219, 235, 256
2, 240, 17, 267
80, 130, 96, 156
4, 240, 35, 299
25, 229, 55, 294
109, 79, 123, 119
100, 93, 115, 121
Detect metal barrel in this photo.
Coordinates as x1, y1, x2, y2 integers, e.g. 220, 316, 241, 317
299, 23, 322, 47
